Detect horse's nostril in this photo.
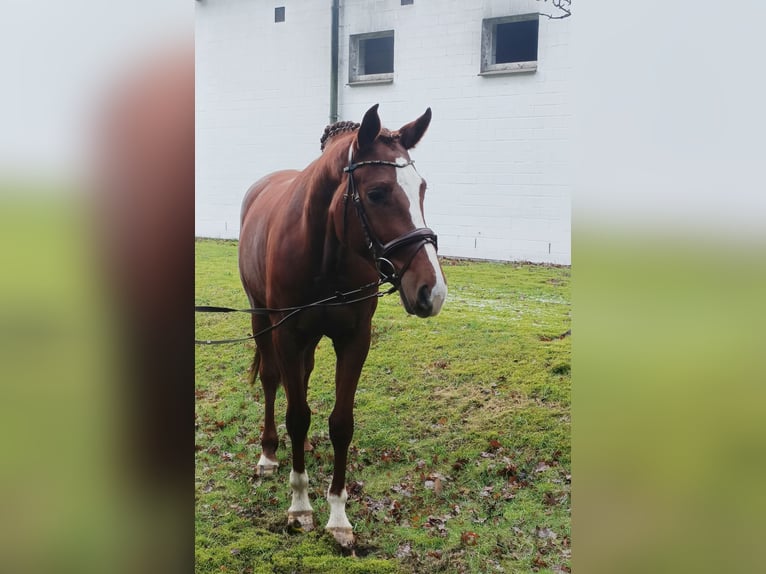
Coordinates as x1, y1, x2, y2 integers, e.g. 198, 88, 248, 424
417, 285, 431, 311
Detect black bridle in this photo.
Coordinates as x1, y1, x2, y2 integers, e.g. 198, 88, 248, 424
342, 150, 438, 288
195, 149, 439, 345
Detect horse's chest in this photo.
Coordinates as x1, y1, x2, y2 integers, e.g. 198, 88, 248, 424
295, 304, 371, 339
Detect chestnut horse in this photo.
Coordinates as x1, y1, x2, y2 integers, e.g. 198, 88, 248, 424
238, 104, 447, 547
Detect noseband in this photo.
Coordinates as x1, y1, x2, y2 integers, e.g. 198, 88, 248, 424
342, 148, 438, 287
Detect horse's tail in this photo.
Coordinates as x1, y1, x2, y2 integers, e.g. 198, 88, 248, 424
248, 347, 261, 386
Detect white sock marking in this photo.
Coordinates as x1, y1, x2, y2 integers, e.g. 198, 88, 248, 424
257, 453, 278, 468
325, 487, 353, 529
288, 470, 313, 513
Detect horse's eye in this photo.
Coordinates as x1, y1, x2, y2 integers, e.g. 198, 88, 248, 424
366, 188, 387, 204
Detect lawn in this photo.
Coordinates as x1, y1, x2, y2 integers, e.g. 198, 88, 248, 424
195, 238, 571, 573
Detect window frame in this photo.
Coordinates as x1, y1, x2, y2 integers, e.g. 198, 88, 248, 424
348, 30, 395, 85
480, 14, 539, 76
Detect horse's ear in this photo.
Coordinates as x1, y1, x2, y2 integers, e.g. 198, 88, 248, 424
398, 107, 432, 149
356, 104, 381, 151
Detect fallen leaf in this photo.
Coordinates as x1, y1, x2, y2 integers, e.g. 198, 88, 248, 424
543, 492, 558, 506
536, 526, 557, 540
461, 531, 479, 546
395, 543, 412, 559
498, 462, 518, 479
347, 480, 364, 496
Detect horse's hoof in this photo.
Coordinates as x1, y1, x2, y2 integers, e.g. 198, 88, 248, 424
327, 527, 355, 548
255, 463, 278, 477
255, 454, 279, 477
287, 510, 315, 532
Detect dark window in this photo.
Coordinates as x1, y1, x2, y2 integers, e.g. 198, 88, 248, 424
349, 31, 395, 83
480, 14, 539, 74
495, 19, 538, 63
361, 36, 394, 74
401, 0, 414, 5
274, 6, 285, 23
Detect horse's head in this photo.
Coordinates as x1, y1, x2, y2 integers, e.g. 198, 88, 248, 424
340, 104, 447, 317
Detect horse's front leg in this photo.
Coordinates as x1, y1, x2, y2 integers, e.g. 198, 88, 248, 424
326, 330, 371, 548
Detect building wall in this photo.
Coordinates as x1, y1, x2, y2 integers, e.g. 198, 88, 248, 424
196, 0, 571, 264
195, 0, 332, 237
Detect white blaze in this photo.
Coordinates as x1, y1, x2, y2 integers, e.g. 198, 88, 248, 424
395, 157, 447, 314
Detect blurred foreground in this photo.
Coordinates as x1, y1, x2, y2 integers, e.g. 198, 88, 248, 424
0, 2, 193, 570
573, 234, 766, 573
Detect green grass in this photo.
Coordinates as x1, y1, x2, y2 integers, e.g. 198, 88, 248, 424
195, 238, 571, 573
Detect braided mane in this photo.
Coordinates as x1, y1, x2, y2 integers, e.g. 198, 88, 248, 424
320, 121, 358, 151
320, 120, 400, 151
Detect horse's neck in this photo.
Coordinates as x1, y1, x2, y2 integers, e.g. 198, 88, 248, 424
300, 163, 340, 218
302, 140, 353, 281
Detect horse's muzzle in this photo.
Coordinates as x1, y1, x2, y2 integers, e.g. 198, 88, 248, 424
406, 282, 445, 318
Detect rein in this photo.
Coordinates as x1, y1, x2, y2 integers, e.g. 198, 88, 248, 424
196, 146, 439, 345
195, 278, 397, 345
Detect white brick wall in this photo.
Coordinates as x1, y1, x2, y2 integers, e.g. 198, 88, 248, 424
195, 0, 332, 238
196, 0, 571, 264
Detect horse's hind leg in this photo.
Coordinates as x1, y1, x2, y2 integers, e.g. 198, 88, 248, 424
302, 344, 317, 452
279, 334, 321, 531
252, 321, 280, 476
